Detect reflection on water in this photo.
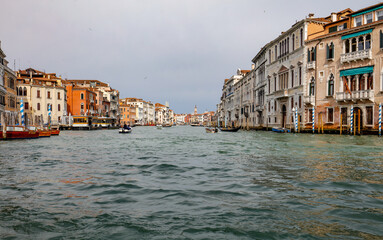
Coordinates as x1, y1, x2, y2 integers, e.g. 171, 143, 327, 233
1, 127, 383, 239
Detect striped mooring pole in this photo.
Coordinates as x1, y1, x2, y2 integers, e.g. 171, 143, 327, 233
350, 105, 354, 135
379, 103, 382, 137
295, 108, 298, 132
48, 104, 52, 129
312, 106, 315, 134
20, 98, 24, 126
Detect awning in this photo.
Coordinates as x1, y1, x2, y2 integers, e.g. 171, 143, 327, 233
341, 29, 373, 40
340, 66, 374, 77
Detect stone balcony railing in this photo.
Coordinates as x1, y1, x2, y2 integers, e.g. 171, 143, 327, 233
274, 89, 289, 99
304, 95, 315, 105
307, 61, 315, 70
335, 89, 374, 102
340, 49, 372, 63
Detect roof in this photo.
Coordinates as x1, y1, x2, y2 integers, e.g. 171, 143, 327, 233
347, 2, 383, 17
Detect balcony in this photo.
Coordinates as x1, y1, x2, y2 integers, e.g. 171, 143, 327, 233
274, 89, 289, 99
335, 89, 374, 102
304, 95, 315, 105
307, 61, 315, 70
340, 49, 372, 63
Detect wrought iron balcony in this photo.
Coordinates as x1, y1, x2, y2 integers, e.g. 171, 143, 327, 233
335, 89, 374, 102
340, 49, 372, 63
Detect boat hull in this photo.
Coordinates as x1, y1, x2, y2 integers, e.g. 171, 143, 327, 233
272, 127, 291, 133
119, 128, 132, 133
220, 127, 240, 132
51, 130, 60, 135
1, 126, 39, 140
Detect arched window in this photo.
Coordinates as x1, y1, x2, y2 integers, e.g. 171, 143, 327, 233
351, 38, 357, 52
328, 74, 334, 96
366, 34, 371, 49
358, 36, 364, 50
18, 87, 22, 96
345, 39, 350, 53
359, 75, 365, 90
327, 42, 334, 59
81, 93, 84, 100
287, 37, 290, 53
23, 87, 27, 96
350, 76, 357, 91
309, 77, 315, 96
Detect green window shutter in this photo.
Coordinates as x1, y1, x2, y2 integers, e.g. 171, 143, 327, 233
326, 44, 329, 59
314, 47, 317, 61
307, 49, 310, 62
380, 30, 383, 49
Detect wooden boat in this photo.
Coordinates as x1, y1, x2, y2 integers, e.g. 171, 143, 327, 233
206, 127, 218, 133
156, 125, 163, 129
119, 128, 132, 133
51, 129, 60, 135
0, 125, 39, 140
220, 127, 240, 132
272, 127, 291, 133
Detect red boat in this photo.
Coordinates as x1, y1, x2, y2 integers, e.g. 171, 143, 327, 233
51, 129, 60, 135
0, 125, 39, 140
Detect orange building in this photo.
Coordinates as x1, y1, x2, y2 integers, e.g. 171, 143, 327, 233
65, 84, 97, 116
119, 101, 136, 125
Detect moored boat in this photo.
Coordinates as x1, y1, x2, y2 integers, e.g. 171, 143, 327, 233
220, 127, 240, 132
156, 125, 163, 129
206, 127, 218, 133
272, 127, 291, 133
0, 125, 39, 140
51, 129, 60, 135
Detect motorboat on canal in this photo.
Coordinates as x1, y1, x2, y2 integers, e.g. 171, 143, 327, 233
219, 127, 240, 132
0, 125, 40, 140
119, 128, 132, 133
156, 125, 163, 129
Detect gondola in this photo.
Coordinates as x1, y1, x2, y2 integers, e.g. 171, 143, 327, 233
219, 127, 240, 132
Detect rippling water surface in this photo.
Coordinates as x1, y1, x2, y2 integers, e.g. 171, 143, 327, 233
1, 126, 383, 239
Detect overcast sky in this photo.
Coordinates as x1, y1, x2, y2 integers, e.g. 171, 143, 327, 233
0, 0, 378, 113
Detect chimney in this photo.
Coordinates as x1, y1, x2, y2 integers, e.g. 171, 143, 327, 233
331, 12, 337, 22
308, 13, 315, 18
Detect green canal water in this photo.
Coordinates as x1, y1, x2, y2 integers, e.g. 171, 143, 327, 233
0, 126, 383, 239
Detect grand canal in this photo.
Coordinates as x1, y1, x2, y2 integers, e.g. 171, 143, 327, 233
0, 126, 383, 239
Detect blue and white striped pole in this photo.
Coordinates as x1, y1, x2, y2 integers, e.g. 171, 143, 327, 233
379, 103, 381, 137
20, 98, 24, 126
350, 105, 354, 135
48, 104, 52, 129
312, 106, 315, 134
295, 108, 298, 132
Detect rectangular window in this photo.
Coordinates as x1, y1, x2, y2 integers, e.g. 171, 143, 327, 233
329, 26, 337, 33
47, 91, 51, 99
37, 103, 40, 111
25, 102, 29, 110
58, 92, 61, 99
58, 104, 61, 111
327, 108, 334, 123
366, 106, 373, 125
365, 13, 373, 24
291, 69, 294, 88
37, 90, 40, 98
308, 109, 313, 123
299, 67, 302, 85
377, 10, 383, 21
355, 16, 362, 27
341, 108, 348, 125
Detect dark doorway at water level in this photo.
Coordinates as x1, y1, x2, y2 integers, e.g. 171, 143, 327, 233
282, 104, 287, 128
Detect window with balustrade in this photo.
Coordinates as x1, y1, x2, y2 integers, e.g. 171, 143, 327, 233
344, 34, 371, 54
307, 47, 316, 62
